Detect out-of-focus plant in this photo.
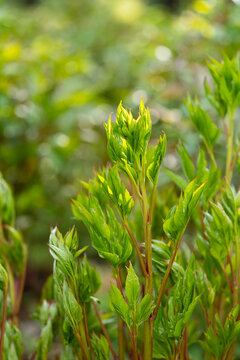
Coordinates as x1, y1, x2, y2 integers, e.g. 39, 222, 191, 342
1, 54, 240, 359
0, 175, 26, 360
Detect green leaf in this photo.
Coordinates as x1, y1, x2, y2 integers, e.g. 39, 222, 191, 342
109, 284, 129, 326
1, 225, 26, 275
72, 193, 132, 267
164, 168, 188, 190
185, 96, 221, 148
174, 296, 200, 337
204, 201, 232, 262
136, 294, 153, 326
3, 322, 22, 360
64, 227, 79, 254
177, 141, 195, 181
80, 257, 101, 300
163, 180, 205, 243
195, 264, 215, 308
62, 281, 83, 331
125, 263, 140, 308
36, 300, 58, 360
0, 263, 8, 291
147, 133, 167, 184
91, 334, 109, 360
97, 166, 134, 218
74, 245, 89, 260
104, 101, 152, 181
203, 162, 221, 202
0, 173, 15, 226
49, 241, 75, 281
196, 148, 208, 183
201, 305, 240, 358
205, 55, 240, 114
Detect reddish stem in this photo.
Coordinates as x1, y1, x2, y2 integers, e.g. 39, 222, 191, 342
93, 302, 118, 359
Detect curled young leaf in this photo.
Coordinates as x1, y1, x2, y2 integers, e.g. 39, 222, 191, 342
185, 96, 221, 149
147, 133, 167, 185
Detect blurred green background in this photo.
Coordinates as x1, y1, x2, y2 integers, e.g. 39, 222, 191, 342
1, 0, 240, 313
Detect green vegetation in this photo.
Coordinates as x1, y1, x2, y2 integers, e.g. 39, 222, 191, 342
1, 0, 240, 270
1, 54, 240, 359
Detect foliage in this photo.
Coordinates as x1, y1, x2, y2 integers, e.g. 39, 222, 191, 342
1, 0, 240, 269
1, 53, 240, 359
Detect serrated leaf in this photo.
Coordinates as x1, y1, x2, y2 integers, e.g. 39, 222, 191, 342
109, 284, 129, 326
62, 281, 83, 331
72, 194, 132, 267
177, 141, 195, 181
136, 294, 153, 326
125, 264, 140, 308
91, 334, 109, 360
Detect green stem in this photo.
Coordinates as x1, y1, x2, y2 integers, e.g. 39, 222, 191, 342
225, 109, 235, 182
149, 183, 157, 226
72, 280, 90, 360
0, 286, 8, 360
227, 251, 234, 291
129, 322, 138, 360
118, 319, 124, 360
140, 176, 153, 360
122, 220, 147, 277
152, 229, 185, 321
79, 320, 90, 360
116, 268, 124, 360
205, 142, 217, 168
125, 167, 142, 199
